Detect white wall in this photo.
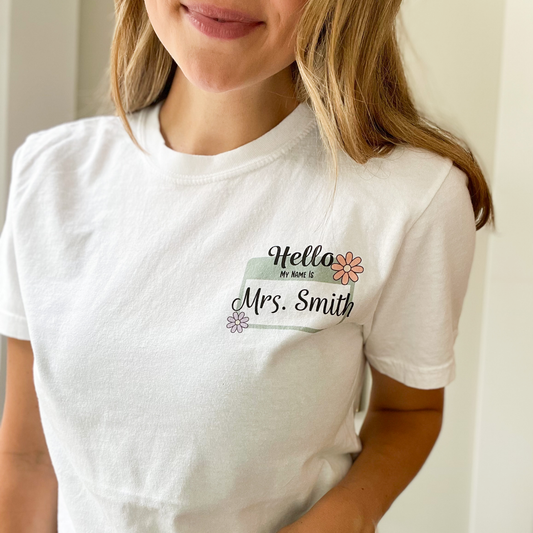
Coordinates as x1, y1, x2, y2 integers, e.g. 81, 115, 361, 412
77, 0, 114, 118
0, 0, 13, 420
470, 0, 533, 530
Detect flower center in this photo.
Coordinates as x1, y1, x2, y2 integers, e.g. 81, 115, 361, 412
343, 265, 351, 272
235, 320, 241, 325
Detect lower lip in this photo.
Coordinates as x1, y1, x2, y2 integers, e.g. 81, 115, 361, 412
181, 5, 264, 40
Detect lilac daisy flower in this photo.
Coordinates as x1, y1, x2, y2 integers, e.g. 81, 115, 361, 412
226, 311, 249, 333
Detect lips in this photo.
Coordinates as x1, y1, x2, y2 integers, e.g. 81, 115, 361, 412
180, 2, 262, 23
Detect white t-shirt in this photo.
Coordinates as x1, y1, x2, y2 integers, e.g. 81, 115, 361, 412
0, 99, 476, 533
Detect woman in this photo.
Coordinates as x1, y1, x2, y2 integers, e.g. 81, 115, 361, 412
0, 0, 494, 532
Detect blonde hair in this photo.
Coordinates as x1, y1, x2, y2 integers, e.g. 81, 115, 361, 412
109, 0, 495, 231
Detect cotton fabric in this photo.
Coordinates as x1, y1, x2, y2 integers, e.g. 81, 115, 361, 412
0, 99, 476, 532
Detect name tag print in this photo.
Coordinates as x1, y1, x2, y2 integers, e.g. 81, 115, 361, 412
226, 245, 364, 334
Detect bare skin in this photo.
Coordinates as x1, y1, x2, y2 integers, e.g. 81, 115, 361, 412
0, 337, 58, 532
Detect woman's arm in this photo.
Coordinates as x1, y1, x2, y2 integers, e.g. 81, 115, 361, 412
279, 364, 445, 532
0, 337, 58, 533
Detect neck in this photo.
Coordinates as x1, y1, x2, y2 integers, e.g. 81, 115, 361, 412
158, 66, 300, 156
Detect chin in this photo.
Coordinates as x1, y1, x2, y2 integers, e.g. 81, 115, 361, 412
178, 56, 255, 93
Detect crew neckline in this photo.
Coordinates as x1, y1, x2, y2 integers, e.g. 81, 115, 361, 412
135, 99, 318, 182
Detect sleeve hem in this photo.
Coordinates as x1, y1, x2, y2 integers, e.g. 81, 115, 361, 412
0, 308, 31, 340
365, 351, 456, 390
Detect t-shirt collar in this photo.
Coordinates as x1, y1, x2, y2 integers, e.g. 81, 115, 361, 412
134, 98, 317, 182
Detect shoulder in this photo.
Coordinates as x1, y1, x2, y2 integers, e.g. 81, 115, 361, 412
13, 113, 130, 178
341, 144, 462, 195
337, 144, 469, 227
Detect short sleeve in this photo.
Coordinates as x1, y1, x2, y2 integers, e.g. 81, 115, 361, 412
0, 142, 31, 340
363, 163, 477, 389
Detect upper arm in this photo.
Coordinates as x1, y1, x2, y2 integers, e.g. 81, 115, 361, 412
0, 337, 54, 469
367, 361, 445, 413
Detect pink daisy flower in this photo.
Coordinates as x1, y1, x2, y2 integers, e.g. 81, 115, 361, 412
331, 251, 364, 285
